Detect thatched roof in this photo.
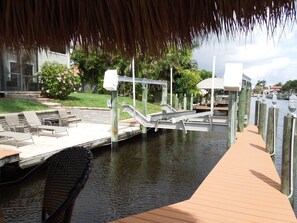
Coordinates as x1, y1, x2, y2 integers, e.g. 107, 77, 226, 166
0, 0, 295, 56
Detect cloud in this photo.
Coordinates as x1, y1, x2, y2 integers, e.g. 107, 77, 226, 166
193, 24, 297, 87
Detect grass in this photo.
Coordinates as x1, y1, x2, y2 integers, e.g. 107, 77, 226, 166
0, 93, 162, 120
54, 93, 162, 120
0, 98, 49, 114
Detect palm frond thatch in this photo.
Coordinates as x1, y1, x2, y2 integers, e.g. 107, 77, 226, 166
0, 0, 295, 56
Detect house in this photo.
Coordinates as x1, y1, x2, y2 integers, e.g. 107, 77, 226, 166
0, 49, 70, 92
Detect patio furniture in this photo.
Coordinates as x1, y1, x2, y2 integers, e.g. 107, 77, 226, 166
4, 113, 27, 132
0, 146, 93, 223
42, 147, 93, 223
0, 124, 34, 147
58, 109, 81, 127
23, 111, 69, 137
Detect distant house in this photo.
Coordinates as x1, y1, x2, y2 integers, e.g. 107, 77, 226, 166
269, 85, 283, 94
0, 49, 70, 92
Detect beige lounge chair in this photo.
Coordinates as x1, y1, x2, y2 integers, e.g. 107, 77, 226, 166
0, 124, 34, 147
23, 111, 69, 137
5, 113, 27, 132
58, 109, 81, 127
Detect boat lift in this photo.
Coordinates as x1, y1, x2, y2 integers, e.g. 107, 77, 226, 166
122, 104, 227, 134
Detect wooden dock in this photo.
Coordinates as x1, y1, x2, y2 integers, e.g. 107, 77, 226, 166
0, 122, 141, 169
111, 125, 297, 223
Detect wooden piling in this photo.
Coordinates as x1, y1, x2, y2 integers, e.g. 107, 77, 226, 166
183, 94, 187, 110
175, 94, 179, 110
162, 85, 167, 106
228, 92, 237, 148
238, 88, 247, 132
281, 115, 297, 205
258, 102, 267, 139
141, 84, 148, 134
111, 91, 118, 149
254, 100, 261, 126
246, 87, 252, 126
190, 94, 193, 110
266, 107, 279, 162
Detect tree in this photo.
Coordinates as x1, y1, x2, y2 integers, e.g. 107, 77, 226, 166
256, 80, 266, 87
282, 80, 297, 92
199, 69, 212, 80
275, 82, 282, 86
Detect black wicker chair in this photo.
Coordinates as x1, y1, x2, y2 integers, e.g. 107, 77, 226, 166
42, 147, 93, 223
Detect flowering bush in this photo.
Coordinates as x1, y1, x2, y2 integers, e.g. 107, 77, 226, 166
39, 62, 81, 99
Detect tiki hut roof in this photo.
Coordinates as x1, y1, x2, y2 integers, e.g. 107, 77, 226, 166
0, 0, 295, 56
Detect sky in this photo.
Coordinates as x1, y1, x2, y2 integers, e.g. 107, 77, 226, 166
193, 24, 297, 87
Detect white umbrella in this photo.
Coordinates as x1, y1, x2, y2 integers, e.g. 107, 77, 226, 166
197, 77, 224, 90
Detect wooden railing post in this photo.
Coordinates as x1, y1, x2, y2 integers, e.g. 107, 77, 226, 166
245, 87, 252, 126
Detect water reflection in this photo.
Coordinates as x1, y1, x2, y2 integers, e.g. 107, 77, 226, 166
1, 129, 227, 223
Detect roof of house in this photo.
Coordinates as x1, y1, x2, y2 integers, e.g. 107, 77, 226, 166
270, 86, 282, 90
0, 1, 295, 56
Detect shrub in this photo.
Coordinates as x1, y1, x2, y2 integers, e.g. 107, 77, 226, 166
39, 62, 81, 99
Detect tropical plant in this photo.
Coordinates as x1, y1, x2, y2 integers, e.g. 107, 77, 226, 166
39, 61, 81, 99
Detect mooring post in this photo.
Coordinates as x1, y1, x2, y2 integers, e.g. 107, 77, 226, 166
142, 84, 148, 134
175, 94, 179, 110
258, 95, 267, 139
238, 87, 247, 132
245, 86, 252, 126
111, 90, 118, 149
183, 94, 187, 110
254, 95, 261, 126
266, 94, 279, 162
190, 94, 193, 110
162, 84, 167, 106
281, 94, 297, 206
228, 92, 237, 148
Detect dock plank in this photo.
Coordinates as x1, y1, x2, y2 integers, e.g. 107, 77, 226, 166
111, 125, 297, 222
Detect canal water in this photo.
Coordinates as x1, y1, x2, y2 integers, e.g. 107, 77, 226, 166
0, 128, 228, 222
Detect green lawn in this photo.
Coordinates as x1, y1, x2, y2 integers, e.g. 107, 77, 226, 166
0, 93, 162, 120
0, 98, 49, 114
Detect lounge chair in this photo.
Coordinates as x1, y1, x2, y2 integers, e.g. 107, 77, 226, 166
0, 124, 34, 147
5, 113, 27, 132
58, 109, 81, 127
23, 111, 69, 137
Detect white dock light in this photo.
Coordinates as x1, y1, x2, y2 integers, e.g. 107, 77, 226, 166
103, 69, 118, 91
288, 94, 297, 114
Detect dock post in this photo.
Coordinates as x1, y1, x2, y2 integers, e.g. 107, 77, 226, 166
246, 86, 252, 126
175, 94, 179, 110
266, 94, 278, 162
254, 95, 261, 126
183, 94, 187, 110
281, 94, 297, 206
238, 88, 247, 132
190, 94, 193, 110
142, 84, 148, 134
228, 92, 237, 148
111, 90, 118, 149
258, 96, 267, 140
162, 84, 167, 106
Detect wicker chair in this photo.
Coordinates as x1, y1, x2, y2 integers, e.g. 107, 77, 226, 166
42, 147, 93, 223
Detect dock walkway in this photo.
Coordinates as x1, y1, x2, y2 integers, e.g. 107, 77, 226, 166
112, 125, 297, 223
